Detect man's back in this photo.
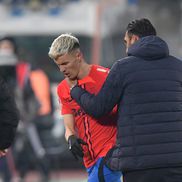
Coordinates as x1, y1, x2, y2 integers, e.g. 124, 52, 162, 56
103, 36, 182, 171
113, 55, 182, 170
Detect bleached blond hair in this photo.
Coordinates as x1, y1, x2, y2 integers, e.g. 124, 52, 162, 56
48, 33, 80, 60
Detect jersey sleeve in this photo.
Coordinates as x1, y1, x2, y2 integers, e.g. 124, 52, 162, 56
57, 82, 72, 115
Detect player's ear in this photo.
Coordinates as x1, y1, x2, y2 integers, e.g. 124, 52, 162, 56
76, 50, 83, 61
132, 35, 139, 42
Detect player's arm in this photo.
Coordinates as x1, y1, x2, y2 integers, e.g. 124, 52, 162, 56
63, 114, 87, 160
63, 114, 76, 141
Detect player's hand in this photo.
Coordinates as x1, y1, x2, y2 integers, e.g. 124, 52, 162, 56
68, 135, 87, 160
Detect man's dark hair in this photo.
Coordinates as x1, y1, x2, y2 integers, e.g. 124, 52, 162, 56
126, 18, 157, 38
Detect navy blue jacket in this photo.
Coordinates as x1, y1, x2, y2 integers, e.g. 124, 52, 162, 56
71, 36, 182, 172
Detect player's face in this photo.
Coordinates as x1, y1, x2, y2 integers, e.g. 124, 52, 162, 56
55, 51, 81, 80
124, 31, 139, 53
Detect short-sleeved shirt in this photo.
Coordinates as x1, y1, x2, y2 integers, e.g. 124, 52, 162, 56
57, 65, 117, 168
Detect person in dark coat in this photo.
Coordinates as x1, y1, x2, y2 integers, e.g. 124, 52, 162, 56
0, 76, 19, 156
68, 18, 182, 182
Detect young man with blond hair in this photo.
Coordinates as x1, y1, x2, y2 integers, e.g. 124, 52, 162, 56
48, 34, 122, 182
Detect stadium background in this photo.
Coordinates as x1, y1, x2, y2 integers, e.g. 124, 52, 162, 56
0, 0, 181, 181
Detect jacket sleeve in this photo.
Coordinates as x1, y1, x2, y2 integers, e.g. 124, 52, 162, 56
71, 61, 124, 118
0, 77, 19, 149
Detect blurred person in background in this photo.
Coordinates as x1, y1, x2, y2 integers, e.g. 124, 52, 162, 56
0, 36, 24, 182
0, 76, 19, 182
30, 65, 53, 130
0, 36, 51, 182
69, 18, 182, 182
48, 34, 122, 182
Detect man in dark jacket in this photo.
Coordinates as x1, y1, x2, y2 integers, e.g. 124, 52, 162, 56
69, 18, 182, 182
0, 76, 19, 157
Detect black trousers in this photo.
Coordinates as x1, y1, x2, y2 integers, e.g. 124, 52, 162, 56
124, 167, 182, 182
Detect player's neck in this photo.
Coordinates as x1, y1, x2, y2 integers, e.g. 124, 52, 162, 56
77, 62, 91, 79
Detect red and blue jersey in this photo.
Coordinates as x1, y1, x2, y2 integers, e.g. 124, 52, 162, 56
57, 65, 117, 168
